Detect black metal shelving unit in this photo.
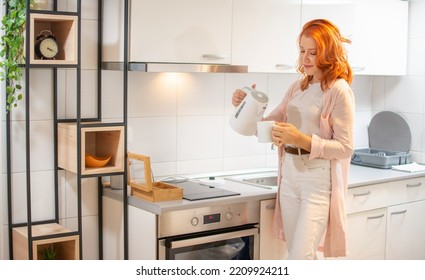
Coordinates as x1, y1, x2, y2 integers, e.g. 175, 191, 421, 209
6, 0, 128, 260
6, 0, 83, 260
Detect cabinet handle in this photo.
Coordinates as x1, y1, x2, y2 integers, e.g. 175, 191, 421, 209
352, 66, 366, 72
406, 182, 422, 188
266, 205, 275, 210
353, 191, 371, 197
391, 210, 407, 215
275, 64, 293, 70
202, 54, 227, 60
367, 214, 385, 220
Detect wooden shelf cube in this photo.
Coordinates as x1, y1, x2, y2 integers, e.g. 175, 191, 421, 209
12, 223, 79, 260
58, 122, 125, 175
29, 13, 78, 64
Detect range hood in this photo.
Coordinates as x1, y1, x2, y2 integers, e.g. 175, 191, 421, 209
101, 62, 248, 73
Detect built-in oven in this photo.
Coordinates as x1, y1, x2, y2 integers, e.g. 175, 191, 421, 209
158, 201, 260, 260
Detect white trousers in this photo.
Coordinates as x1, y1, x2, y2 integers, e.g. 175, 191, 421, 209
279, 153, 331, 260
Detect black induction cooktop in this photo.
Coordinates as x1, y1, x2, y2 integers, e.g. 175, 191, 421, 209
175, 181, 240, 201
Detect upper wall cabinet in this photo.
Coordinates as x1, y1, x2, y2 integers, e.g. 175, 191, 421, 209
102, 0, 232, 64
103, 0, 232, 64
302, 0, 408, 76
129, 0, 232, 64
231, 0, 302, 73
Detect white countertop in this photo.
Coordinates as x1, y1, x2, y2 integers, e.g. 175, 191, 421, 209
104, 164, 425, 215
348, 164, 425, 187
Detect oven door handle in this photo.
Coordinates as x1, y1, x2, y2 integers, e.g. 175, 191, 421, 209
166, 228, 259, 249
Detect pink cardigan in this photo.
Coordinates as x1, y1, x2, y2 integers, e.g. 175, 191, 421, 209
265, 78, 355, 258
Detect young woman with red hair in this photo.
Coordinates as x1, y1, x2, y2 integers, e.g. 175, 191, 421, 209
232, 19, 355, 259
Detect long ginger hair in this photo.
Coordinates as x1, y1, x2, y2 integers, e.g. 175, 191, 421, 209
296, 19, 353, 91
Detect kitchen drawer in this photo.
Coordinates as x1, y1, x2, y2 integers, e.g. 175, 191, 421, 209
388, 177, 425, 206
346, 183, 390, 214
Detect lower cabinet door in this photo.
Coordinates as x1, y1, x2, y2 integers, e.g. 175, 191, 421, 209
259, 199, 288, 259
343, 208, 387, 260
386, 200, 425, 260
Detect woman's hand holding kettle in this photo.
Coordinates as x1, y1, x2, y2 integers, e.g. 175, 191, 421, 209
232, 84, 256, 107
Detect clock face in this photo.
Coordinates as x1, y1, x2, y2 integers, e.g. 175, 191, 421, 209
39, 38, 58, 59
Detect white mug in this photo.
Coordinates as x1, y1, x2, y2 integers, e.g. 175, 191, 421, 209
257, 121, 274, 143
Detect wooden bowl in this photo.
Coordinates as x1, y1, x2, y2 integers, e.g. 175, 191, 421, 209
85, 154, 111, 168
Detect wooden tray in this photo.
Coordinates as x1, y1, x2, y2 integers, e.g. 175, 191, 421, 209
128, 152, 183, 202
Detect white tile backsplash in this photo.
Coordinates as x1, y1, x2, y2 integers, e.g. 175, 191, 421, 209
407, 38, 425, 76
267, 73, 299, 112
176, 115, 224, 161
223, 155, 267, 172
128, 117, 177, 162
128, 72, 177, 117
354, 111, 372, 148
402, 113, 423, 152
384, 76, 425, 114
409, 1, 425, 39
371, 76, 386, 112
177, 158, 224, 175
224, 118, 265, 157
351, 75, 373, 111
177, 73, 225, 115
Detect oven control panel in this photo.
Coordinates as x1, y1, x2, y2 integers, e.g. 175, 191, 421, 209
158, 201, 260, 238
203, 213, 221, 224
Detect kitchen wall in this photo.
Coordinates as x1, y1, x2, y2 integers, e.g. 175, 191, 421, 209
1, 0, 425, 260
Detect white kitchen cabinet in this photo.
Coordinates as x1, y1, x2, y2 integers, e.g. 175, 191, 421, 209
301, 0, 408, 75
259, 199, 287, 259
386, 201, 425, 260
129, 0, 232, 64
231, 0, 301, 73
343, 209, 387, 260
102, 196, 157, 260
128, 205, 157, 260
341, 176, 425, 260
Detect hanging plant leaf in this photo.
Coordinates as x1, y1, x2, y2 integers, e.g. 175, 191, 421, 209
1, 0, 34, 112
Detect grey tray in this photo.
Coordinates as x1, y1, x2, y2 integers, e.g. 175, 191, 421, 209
351, 148, 411, 169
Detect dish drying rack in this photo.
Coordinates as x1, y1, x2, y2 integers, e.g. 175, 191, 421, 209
351, 111, 412, 169
351, 148, 411, 169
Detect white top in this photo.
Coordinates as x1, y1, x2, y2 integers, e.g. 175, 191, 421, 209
286, 82, 323, 136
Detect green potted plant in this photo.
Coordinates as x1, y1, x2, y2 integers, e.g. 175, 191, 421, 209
39, 244, 57, 260
0, 0, 33, 111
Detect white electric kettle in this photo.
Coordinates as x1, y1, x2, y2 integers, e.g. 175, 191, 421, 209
229, 87, 269, 136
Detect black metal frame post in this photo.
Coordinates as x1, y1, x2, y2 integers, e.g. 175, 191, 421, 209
97, 0, 129, 260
